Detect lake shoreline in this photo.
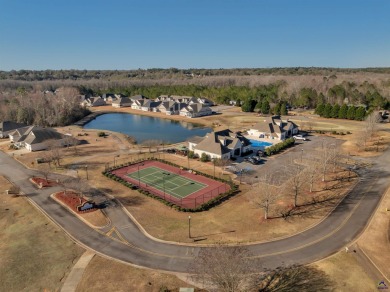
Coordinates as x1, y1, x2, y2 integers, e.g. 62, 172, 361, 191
81, 111, 212, 144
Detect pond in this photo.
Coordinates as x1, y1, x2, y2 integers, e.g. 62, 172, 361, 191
83, 113, 211, 144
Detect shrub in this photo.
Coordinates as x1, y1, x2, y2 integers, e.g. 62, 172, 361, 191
97, 131, 106, 137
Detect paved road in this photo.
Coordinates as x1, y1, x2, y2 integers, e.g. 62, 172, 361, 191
1, 141, 389, 273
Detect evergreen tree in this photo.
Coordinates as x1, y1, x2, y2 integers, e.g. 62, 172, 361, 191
241, 100, 256, 112
273, 103, 281, 115
331, 104, 340, 118
355, 107, 366, 120
280, 102, 288, 115
323, 103, 333, 118
347, 106, 356, 120
261, 100, 270, 114
338, 104, 348, 119
315, 103, 325, 116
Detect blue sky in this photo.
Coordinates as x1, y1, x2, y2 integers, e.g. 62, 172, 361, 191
0, 0, 389, 70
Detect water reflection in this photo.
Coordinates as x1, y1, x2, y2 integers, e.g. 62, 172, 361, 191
83, 113, 211, 144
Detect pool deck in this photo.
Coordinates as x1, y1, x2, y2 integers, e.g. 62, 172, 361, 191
245, 135, 277, 147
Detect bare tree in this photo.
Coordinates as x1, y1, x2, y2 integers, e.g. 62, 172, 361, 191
282, 160, 305, 208
37, 163, 51, 182
319, 144, 333, 183
252, 175, 281, 220
190, 244, 259, 292
44, 140, 63, 167
305, 163, 318, 193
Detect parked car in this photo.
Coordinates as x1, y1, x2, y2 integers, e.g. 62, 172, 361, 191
293, 135, 307, 141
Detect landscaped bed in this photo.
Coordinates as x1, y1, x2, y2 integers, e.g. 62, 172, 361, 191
53, 191, 96, 213
30, 177, 58, 188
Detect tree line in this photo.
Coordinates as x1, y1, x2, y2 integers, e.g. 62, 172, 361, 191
0, 87, 90, 127
315, 103, 367, 120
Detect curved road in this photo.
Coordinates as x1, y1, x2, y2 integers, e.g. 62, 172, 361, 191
1, 145, 389, 272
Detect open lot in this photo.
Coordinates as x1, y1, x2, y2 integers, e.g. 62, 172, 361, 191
0, 176, 84, 292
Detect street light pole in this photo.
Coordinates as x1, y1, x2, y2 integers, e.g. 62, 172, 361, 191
85, 165, 88, 180
138, 164, 141, 186
301, 149, 303, 162
188, 215, 191, 238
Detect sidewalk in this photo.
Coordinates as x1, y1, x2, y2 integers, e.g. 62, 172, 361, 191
61, 250, 95, 292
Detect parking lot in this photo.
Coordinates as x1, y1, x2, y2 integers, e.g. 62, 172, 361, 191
228, 134, 343, 185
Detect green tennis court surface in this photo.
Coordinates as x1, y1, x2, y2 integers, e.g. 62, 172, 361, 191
126, 166, 207, 199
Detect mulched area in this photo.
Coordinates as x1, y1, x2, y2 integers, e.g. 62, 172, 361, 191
53, 191, 97, 214
30, 177, 58, 188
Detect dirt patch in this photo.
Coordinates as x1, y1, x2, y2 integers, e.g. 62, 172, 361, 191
76, 255, 200, 292
0, 176, 84, 292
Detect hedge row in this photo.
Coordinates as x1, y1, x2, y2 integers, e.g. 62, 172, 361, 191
265, 137, 295, 156
102, 158, 239, 212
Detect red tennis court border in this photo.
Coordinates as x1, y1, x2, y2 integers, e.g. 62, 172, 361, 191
109, 159, 232, 210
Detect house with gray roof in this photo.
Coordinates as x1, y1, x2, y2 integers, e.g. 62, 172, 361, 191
80, 96, 106, 107
188, 129, 251, 159
0, 121, 27, 138
155, 101, 187, 115
112, 96, 133, 108
247, 115, 299, 140
9, 126, 77, 151
179, 103, 212, 118
141, 100, 161, 112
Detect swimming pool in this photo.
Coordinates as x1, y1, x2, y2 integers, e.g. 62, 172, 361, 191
249, 139, 273, 148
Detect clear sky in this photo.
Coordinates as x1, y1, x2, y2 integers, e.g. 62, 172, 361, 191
0, 0, 389, 70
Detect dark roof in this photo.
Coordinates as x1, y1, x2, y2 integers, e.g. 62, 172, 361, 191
23, 128, 66, 145
0, 121, 27, 132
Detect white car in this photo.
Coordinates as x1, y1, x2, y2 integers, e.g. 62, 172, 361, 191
293, 135, 307, 141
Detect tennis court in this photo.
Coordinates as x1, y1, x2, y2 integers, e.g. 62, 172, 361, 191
127, 166, 207, 199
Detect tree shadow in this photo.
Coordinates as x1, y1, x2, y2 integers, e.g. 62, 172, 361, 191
119, 196, 146, 207
257, 265, 334, 292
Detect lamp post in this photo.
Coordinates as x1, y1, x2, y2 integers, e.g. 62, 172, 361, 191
137, 163, 144, 187
85, 165, 88, 180
188, 215, 191, 238
301, 149, 303, 162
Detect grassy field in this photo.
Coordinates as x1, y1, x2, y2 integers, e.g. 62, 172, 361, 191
76, 255, 200, 292
0, 176, 84, 292
313, 252, 375, 292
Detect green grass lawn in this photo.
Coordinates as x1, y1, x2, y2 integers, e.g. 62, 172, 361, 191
126, 166, 206, 199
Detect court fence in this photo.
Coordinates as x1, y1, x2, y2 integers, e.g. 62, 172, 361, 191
103, 158, 239, 211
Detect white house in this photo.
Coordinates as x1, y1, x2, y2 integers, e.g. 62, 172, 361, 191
247, 115, 299, 141
80, 96, 106, 107
179, 103, 213, 118
112, 96, 133, 108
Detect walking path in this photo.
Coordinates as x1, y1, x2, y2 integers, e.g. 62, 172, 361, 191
60, 251, 95, 292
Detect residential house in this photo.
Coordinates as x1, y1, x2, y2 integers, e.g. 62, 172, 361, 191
247, 115, 299, 140
131, 99, 147, 110
112, 96, 133, 108
188, 129, 251, 160
0, 121, 27, 138
179, 103, 213, 118
80, 96, 106, 107
102, 93, 121, 103
141, 100, 161, 112
156, 101, 186, 115
130, 95, 147, 102
197, 97, 214, 106
9, 126, 77, 152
